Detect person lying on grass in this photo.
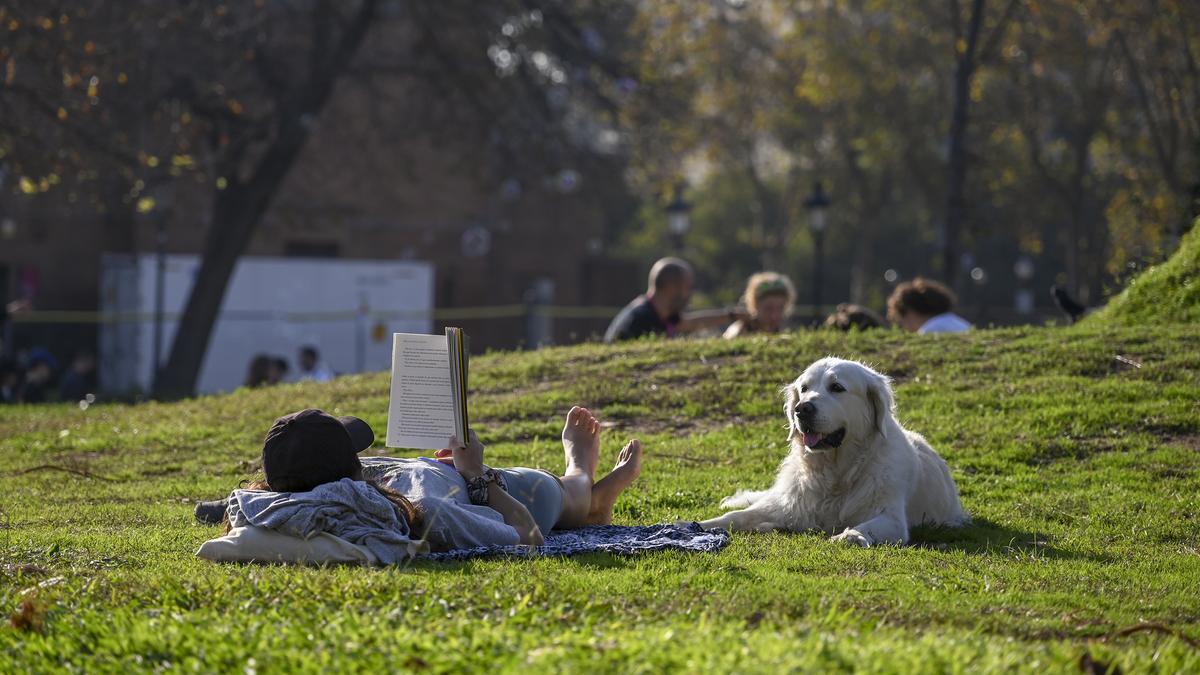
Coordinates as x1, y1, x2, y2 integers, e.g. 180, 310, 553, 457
201, 407, 643, 551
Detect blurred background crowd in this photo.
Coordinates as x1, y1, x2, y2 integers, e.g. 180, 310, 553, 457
1, 1, 1196, 401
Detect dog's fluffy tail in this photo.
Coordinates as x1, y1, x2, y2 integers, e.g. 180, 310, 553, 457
720, 489, 768, 510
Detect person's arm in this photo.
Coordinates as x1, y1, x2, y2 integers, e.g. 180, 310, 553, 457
678, 308, 748, 335
451, 431, 545, 546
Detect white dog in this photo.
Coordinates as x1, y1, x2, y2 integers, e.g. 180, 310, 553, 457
699, 357, 966, 546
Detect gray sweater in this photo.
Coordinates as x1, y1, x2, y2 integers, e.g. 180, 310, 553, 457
360, 456, 520, 550
227, 478, 415, 564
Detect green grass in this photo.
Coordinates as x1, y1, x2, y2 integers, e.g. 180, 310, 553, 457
2, 324, 1199, 672
1088, 218, 1200, 326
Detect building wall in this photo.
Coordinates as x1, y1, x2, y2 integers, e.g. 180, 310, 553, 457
2, 108, 638, 363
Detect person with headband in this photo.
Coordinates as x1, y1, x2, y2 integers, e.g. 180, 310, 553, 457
723, 272, 797, 338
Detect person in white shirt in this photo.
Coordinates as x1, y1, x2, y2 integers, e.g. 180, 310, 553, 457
886, 277, 972, 334
297, 345, 335, 382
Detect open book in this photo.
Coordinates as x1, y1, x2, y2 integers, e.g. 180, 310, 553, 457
386, 328, 469, 450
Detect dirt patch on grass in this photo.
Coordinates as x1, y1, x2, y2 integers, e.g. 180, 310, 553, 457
1025, 438, 1121, 465
600, 414, 745, 437
1164, 433, 1200, 452
475, 352, 747, 396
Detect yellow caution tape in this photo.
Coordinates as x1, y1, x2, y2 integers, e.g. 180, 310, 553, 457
10, 304, 823, 324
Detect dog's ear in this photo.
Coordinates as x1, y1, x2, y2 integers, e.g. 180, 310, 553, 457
782, 383, 799, 441
866, 371, 895, 439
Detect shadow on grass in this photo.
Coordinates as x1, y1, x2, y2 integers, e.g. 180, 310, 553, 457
402, 518, 1102, 568
561, 552, 638, 570
910, 517, 1107, 561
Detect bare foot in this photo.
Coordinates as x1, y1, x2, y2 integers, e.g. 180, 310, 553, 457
562, 406, 601, 478
587, 439, 643, 525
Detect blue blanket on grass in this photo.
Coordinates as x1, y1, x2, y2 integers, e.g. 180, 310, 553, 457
422, 522, 729, 562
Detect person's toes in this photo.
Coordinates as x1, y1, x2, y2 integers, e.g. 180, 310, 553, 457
566, 406, 582, 426
617, 439, 642, 471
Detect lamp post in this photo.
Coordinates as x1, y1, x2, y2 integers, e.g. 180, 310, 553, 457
969, 265, 987, 321
804, 181, 831, 321
149, 185, 175, 393
665, 184, 691, 253
1014, 254, 1035, 316
151, 213, 168, 392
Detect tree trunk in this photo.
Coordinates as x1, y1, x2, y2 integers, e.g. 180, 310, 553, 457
153, 0, 377, 398
152, 156, 295, 398
942, 0, 987, 287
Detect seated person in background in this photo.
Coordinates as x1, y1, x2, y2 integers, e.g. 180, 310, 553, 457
723, 272, 796, 338
59, 351, 98, 402
887, 277, 972, 333
0, 359, 21, 404
824, 303, 886, 331
297, 345, 335, 382
200, 407, 643, 551
267, 356, 290, 385
605, 257, 693, 343
244, 354, 273, 388
18, 349, 57, 403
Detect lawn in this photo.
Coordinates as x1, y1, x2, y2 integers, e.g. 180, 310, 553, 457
2, 319, 1199, 673
1087, 223, 1200, 326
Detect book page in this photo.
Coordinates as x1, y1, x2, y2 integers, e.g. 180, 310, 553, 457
386, 333, 457, 449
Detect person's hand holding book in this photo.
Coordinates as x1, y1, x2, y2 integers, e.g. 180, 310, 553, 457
447, 430, 486, 480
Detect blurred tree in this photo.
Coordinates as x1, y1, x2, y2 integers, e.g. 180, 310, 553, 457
619, 2, 809, 307
938, 0, 1020, 287
618, 0, 1197, 315
1099, 0, 1200, 277
621, 1, 962, 310
984, 0, 1200, 293
0, 1, 636, 397
995, 1, 1118, 301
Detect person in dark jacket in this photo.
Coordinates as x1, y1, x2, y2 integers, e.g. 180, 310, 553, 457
604, 257, 694, 343
59, 351, 97, 402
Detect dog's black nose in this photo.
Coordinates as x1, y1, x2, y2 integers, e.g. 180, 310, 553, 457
798, 402, 816, 418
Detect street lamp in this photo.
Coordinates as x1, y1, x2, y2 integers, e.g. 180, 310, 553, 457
970, 265, 987, 322
149, 185, 175, 393
804, 181, 831, 321
1014, 254, 1035, 316
665, 183, 691, 253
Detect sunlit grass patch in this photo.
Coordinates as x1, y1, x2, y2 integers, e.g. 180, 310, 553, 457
2, 324, 1198, 672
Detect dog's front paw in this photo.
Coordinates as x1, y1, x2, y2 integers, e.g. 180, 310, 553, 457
831, 528, 872, 548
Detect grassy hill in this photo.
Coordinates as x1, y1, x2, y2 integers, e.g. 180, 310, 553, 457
1088, 219, 1200, 325
2, 324, 1199, 672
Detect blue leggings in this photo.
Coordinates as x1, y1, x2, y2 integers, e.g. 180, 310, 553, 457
497, 468, 565, 534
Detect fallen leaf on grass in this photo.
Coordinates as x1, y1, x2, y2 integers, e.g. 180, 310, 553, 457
9, 597, 46, 633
